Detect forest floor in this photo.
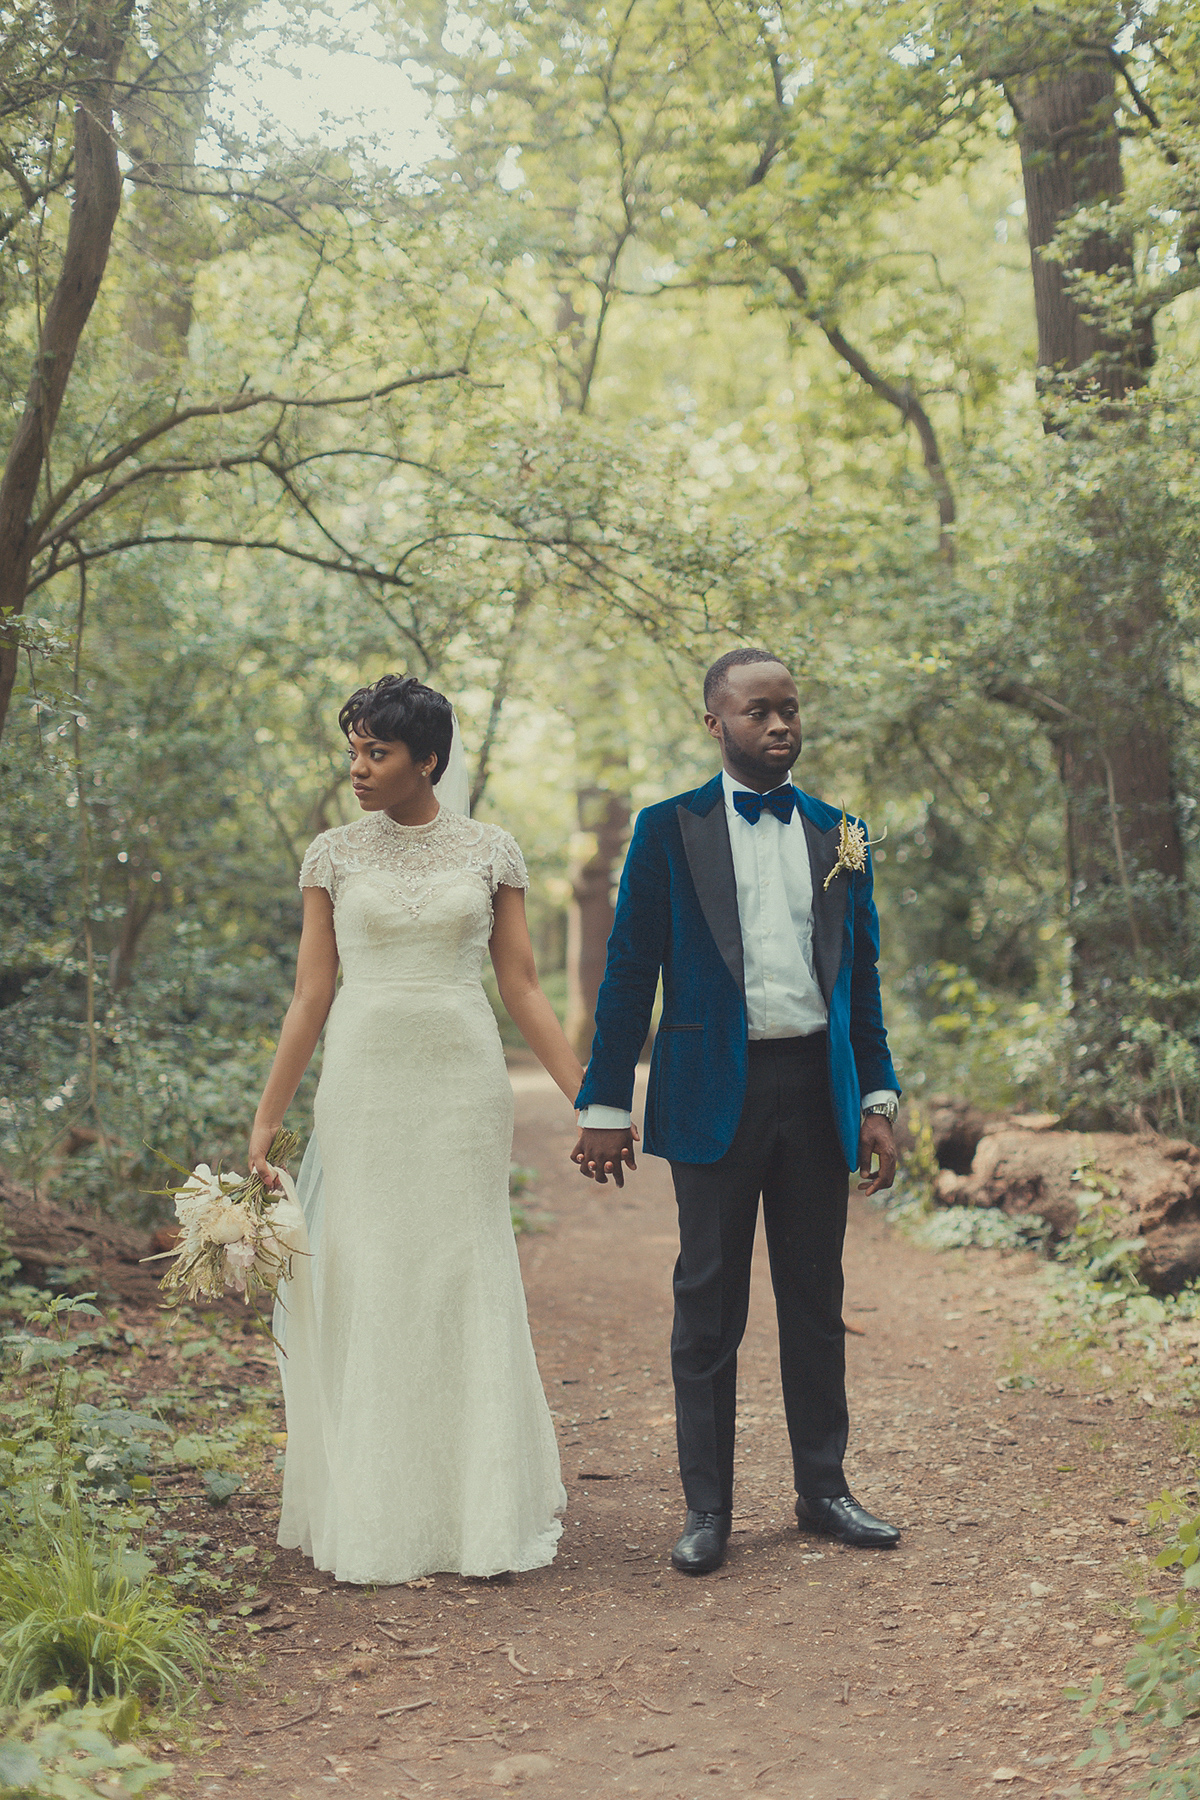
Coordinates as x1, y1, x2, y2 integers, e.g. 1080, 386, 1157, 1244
92, 1064, 1193, 1800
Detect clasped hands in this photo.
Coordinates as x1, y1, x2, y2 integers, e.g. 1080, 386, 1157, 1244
571, 1115, 896, 1194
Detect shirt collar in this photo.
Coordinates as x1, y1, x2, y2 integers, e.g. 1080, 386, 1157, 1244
721, 770, 795, 813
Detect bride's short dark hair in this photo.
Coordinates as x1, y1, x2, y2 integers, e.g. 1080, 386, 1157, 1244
339, 675, 454, 783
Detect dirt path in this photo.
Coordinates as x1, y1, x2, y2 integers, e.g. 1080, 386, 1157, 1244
175, 1066, 1179, 1800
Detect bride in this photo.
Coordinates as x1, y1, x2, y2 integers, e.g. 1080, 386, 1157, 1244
247, 673, 583, 1585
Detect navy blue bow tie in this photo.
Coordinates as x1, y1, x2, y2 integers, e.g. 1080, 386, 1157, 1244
733, 785, 797, 825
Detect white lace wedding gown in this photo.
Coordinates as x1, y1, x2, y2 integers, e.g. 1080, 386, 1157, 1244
272, 807, 565, 1585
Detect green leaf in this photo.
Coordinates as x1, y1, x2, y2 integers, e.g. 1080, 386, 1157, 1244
113, 1549, 156, 1587
202, 1470, 242, 1505
0, 1741, 40, 1784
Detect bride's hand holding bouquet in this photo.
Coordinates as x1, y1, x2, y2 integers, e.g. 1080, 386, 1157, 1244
149, 1127, 307, 1307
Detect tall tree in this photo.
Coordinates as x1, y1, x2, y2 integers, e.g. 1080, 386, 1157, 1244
0, 0, 131, 729
957, 5, 1200, 999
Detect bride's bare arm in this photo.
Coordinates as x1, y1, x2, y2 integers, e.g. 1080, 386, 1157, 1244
248, 888, 340, 1180
490, 885, 585, 1105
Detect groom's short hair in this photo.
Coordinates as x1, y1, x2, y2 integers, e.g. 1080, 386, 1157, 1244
703, 648, 788, 710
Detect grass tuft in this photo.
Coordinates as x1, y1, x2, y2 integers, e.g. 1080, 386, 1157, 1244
0, 1507, 210, 1706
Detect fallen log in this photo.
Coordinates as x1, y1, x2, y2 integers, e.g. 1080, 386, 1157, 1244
927, 1124, 1200, 1292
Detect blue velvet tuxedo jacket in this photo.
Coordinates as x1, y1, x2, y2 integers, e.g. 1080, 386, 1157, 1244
575, 774, 899, 1169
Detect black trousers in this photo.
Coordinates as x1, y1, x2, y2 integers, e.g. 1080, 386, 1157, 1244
668, 1034, 851, 1513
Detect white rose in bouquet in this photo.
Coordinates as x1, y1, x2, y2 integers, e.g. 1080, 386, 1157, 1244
206, 1200, 255, 1245
174, 1166, 244, 1233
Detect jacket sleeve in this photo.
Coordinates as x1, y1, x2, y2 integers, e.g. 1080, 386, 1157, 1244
847, 839, 900, 1097
575, 809, 670, 1112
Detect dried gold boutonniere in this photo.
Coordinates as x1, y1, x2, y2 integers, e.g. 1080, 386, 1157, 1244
823, 805, 886, 892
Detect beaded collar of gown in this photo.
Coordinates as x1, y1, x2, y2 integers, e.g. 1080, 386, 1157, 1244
367, 804, 502, 867
375, 806, 445, 841
299, 804, 528, 914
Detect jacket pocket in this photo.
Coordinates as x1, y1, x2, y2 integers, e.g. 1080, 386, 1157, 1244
658, 1023, 703, 1032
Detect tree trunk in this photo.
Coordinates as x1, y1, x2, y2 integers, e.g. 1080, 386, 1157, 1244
107, 877, 158, 993
563, 653, 633, 1063
1011, 58, 1153, 397
470, 585, 532, 812
1055, 702, 1184, 974
1006, 51, 1185, 1084
565, 786, 631, 1063
0, 36, 126, 740
121, 31, 212, 379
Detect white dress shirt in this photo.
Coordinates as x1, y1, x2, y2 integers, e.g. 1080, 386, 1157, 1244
578, 773, 896, 1129
722, 770, 827, 1039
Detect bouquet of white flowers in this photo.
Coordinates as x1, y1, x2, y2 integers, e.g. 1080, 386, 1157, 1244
148, 1128, 307, 1308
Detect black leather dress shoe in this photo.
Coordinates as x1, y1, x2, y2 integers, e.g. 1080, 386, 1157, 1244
795, 1493, 900, 1548
671, 1509, 732, 1574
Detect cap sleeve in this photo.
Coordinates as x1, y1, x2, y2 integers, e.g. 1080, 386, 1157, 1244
490, 829, 529, 894
299, 834, 336, 900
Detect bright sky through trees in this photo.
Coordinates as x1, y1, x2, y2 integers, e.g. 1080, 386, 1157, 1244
211, 0, 444, 170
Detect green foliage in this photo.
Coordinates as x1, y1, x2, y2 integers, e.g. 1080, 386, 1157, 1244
884, 1102, 1050, 1250
0, 1294, 167, 1527
1056, 1164, 1146, 1290
0, 1286, 275, 1611
1118, 1493, 1200, 1730
1135, 1752, 1200, 1800
914, 1204, 1045, 1253
899, 1107, 939, 1201
2, 0, 1200, 1234
1111, 976, 1200, 1142
151, 1531, 260, 1606
1071, 1494, 1200, 1799
889, 961, 1069, 1112
0, 1691, 169, 1800
1072, 1671, 1137, 1771
0, 1505, 209, 1707
885, 1185, 1048, 1253
0, 1291, 212, 1714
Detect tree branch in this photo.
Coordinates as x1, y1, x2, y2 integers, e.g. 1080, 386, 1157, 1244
27, 526, 539, 593
32, 362, 473, 540
0, 153, 73, 243
1108, 48, 1174, 156
470, 584, 533, 810
769, 255, 956, 563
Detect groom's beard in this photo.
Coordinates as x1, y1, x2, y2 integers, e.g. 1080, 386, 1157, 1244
721, 725, 801, 792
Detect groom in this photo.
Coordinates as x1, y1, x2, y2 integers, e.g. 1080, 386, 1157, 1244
571, 649, 901, 1575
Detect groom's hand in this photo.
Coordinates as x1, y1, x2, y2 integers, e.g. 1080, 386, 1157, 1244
857, 1115, 896, 1196
572, 1127, 637, 1187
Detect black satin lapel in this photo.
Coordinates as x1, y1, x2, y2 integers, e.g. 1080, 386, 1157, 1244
677, 802, 744, 996
803, 815, 848, 1006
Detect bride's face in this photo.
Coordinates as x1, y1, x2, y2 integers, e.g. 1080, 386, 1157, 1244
347, 727, 437, 815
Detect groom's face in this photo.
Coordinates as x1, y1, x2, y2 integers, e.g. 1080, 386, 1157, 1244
704, 663, 802, 792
